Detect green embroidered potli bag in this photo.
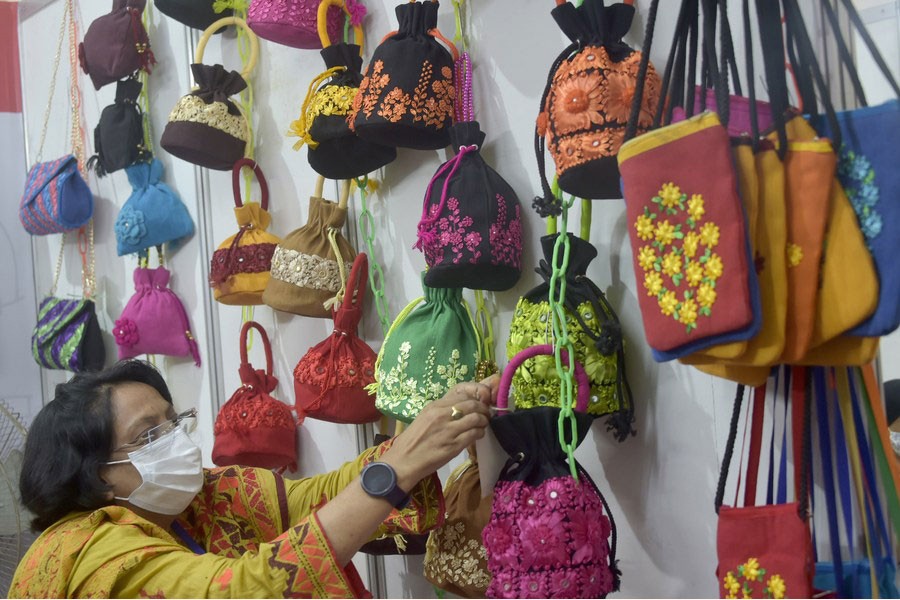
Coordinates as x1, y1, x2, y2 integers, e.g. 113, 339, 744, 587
371, 274, 480, 423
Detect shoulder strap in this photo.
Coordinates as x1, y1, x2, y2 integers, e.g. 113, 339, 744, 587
743, 383, 766, 507
232, 158, 269, 210
813, 366, 845, 595
715, 383, 746, 513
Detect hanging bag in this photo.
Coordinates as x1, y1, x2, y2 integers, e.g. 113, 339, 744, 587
86, 78, 149, 177
294, 253, 381, 424
156, 0, 234, 32
212, 321, 298, 470
210, 159, 281, 305
160, 17, 259, 171
262, 177, 357, 318
78, 0, 156, 90
534, 0, 662, 201
348, 0, 459, 150
288, 0, 396, 179
115, 247, 201, 365
114, 159, 195, 256
483, 344, 619, 599
372, 275, 480, 423
248, 0, 346, 49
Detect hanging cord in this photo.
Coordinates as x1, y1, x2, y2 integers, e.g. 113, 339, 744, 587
451, 0, 467, 53
77, 221, 96, 299
624, 0, 660, 142
323, 228, 349, 311
578, 464, 622, 592
34, 0, 70, 164
49, 233, 67, 297
355, 177, 392, 337
473, 289, 498, 379
413, 145, 479, 251
287, 66, 347, 150
138, 3, 155, 158
715, 384, 746, 513
68, 0, 87, 173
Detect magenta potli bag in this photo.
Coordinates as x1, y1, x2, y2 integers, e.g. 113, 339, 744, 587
482, 344, 620, 599
248, 0, 355, 49
114, 249, 201, 366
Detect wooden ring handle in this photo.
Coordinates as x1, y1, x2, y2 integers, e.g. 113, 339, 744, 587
314, 176, 352, 209
196, 17, 260, 80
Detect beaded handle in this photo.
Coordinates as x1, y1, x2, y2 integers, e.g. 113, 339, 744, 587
497, 344, 590, 412
231, 158, 269, 210
454, 52, 473, 123
195, 17, 260, 79
240, 321, 273, 377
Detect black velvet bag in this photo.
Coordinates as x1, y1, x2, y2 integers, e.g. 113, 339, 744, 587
87, 78, 149, 177
348, 0, 457, 150
155, 0, 233, 32
413, 121, 523, 291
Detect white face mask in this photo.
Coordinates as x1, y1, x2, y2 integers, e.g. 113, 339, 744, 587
108, 426, 204, 515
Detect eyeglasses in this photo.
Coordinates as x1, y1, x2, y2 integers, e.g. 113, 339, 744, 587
112, 408, 198, 453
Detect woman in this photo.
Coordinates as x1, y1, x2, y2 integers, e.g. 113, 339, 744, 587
11, 360, 496, 598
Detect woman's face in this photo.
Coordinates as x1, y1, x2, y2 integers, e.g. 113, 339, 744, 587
99, 382, 176, 501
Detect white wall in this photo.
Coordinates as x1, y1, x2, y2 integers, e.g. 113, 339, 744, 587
15, 1, 896, 598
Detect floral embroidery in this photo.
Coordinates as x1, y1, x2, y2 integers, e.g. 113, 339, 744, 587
836, 145, 882, 245
378, 87, 410, 123
114, 318, 139, 347
115, 207, 147, 246
167, 95, 248, 142
422, 198, 480, 266
635, 183, 723, 333
269, 246, 352, 293
424, 520, 491, 591
210, 242, 277, 285
294, 349, 375, 392
489, 195, 523, 268
722, 557, 786, 599
786, 243, 803, 268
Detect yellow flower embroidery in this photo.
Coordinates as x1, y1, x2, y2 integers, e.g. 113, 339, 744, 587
659, 182, 683, 209
658, 291, 678, 316
644, 271, 663, 297
766, 574, 786, 599
742, 558, 761, 582
787, 243, 803, 267
723, 572, 741, 598
683, 232, 700, 258
638, 246, 657, 270
697, 283, 717, 308
706, 253, 724, 280
635, 214, 655, 241
688, 193, 705, 221
662, 251, 683, 277
655, 220, 676, 245
678, 298, 698, 326
700, 222, 721, 248
686, 261, 704, 287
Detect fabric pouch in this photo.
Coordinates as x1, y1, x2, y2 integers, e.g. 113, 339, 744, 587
248, 0, 344, 49
19, 155, 93, 236
212, 321, 297, 470
294, 253, 381, 424
32, 297, 105, 373
114, 159, 194, 256
262, 178, 356, 318
210, 159, 281, 306
78, 0, 155, 90
156, 0, 233, 31
86, 78, 149, 177
372, 275, 479, 423
348, 0, 458, 150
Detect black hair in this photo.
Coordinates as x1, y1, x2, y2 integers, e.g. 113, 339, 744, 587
20, 360, 173, 531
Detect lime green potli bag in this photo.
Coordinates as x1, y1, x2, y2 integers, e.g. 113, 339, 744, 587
370, 275, 480, 423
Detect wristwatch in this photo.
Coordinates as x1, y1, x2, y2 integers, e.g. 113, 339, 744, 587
360, 462, 410, 509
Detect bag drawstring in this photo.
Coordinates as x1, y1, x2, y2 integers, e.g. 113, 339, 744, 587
209, 225, 251, 287
288, 66, 347, 151
128, 6, 156, 73
413, 144, 478, 251
323, 227, 349, 312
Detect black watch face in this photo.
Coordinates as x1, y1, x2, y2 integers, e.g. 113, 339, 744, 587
363, 463, 395, 495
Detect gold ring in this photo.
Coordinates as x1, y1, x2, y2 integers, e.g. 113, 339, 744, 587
450, 405, 464, 420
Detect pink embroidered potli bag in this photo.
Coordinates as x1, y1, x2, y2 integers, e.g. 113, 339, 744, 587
482, 344, 620, 598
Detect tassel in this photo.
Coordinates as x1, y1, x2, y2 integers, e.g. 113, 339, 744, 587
86, 154, 107, 178
532, 194, 562, 218
393, 534, 407, 553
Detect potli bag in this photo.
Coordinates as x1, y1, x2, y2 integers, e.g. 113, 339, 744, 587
372, 275, 480, 423
31, 232, 105, 373
156, 0, 233, 31
348, 0, 458, 150
248, 0, 347, 49
483, 344, 619, 599
262, 177, 357, 318
210, 159, 281, 305
507, 233, 635, 439
115, 159, 195, 256
160, 17, 259, 171
212, 321, 298, 470
288, 0, 396, 179
535, 0, 661, 202
413, 53, 524, 291
293, 253, 381, 424
114, 247, 201, 366
78, 0, 156, 90
86, 78, 149, 177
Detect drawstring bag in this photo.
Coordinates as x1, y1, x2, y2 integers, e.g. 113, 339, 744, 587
294, 253, 381, 424
506, 233, 635, 440
248, 0, 347, 49
262, 177, 357, 318
372, 275, 480, 423
114, 159, 195, 257
483, 344, 619, 599
535, 0, 661, 202
413, 54, 523, 291
212, 321, 298, 471
424, 448, 493, 598
288, 0, 396, 179
156, 0, 233, 31
86, 78, 149, 177
78, 0, 156, 90
114, 248, 201, 366
160, 17, 259, 171
210, 159, 281, 305
348, 0, 458, 150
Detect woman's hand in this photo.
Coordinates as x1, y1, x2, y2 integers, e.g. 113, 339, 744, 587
380, 374, 499, 491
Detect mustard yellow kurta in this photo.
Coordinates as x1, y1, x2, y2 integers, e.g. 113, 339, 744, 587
10, 440, 444, 598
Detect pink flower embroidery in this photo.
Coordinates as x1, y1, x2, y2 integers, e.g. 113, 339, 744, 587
569, 508, 610, 565
490, 194, 523, 268
543, 478, 569, 511
492, 480, 523, 515
518, 511, 568, 570
421, 197, 479, 266
114, 318, 139, 347
489, 570, 518, 598
483, 515, 519, 569
549, 569, 580, 599
519, 572, 549, 599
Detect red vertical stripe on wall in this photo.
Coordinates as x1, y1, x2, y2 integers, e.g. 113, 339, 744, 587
0, 2, 22, 113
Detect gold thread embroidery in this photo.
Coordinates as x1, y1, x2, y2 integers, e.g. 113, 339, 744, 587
167, 95, 248, 141
424, 521, 491, 590
269, 246, 352, 293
